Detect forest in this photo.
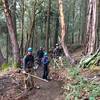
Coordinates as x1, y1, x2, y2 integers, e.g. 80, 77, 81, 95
0, 0, 100, 100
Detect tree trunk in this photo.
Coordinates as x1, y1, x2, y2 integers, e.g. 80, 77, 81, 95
6, 32, 9, 63
11, 0, 17, 37
53, 14, 59, 47
9, 0, 17, 37
0, 49, 4, 67
25, 2, 36, 50
85, 0, 97, 55
45, 0, 51, 51
58, 0, 75, 64
2, 0, 20, 63
97, 0, 100, 48
81, 0, 88, 44
72, 0, 75, 44
20, 0, 24, 56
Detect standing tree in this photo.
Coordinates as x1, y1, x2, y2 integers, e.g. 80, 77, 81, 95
97, 0, 100, 48
45, 0, 51, 51
85, 0, 97, 55
0, 49, 4, 66
20, 0, 24, 56
2, 0, 20, 63
58, 0, 75, 64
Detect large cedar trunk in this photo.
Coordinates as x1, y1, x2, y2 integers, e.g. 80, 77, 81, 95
2, 0, 20, 63
58, 0, 75, 64
85, 0, 97, 55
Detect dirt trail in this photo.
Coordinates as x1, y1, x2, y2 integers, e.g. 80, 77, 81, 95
0, 66, 64, 100
0, 49, 84, 100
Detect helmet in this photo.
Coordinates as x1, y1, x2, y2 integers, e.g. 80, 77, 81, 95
44, 52, 48, 56
56, 43, 59, 46
27, 47, 32, 52
40, 47, 42, 50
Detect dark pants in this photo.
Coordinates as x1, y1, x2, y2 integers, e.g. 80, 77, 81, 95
38, 57, 42, 66
43, 64, 49, 80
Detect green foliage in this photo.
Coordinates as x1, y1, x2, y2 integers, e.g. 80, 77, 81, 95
13, 61, 21, 69
68, 67, 79, 78
0, 0, 2, 6
64, 67, 100, 99
50, 56, 70, 69
1, 63, 9, 71
89, 97, 95, 100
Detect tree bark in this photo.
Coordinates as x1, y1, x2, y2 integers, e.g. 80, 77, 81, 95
58, 0, 75, 64
85, 0, 97, 55
72, 0, 75, 44
2, 0, 20, 63
97, 0, 100, 48
25, 2, 36, 50
45, 0, 51, 51
53, 14, 59, 47
8, 0, 17, 37
81, 0, 88, 44
20, 0, 24, 56
0, 49, 4, 67
6, 32, 9, 63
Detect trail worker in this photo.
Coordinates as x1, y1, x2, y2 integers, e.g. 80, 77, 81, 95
37, 47, 44, 65
23, 47, 39, 90
42, 52, 49, 80
53, 43, 62, 58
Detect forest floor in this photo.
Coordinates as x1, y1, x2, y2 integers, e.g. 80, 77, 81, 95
0, 66, 65, 100
0, 49, 100, 100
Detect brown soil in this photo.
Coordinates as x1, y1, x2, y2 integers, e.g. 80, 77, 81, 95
0, 67, 64, 100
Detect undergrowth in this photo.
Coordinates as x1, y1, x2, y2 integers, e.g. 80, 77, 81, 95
1, 63, 9, 72
64, 67, 100, 100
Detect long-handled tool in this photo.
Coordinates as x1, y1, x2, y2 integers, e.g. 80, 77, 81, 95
22, 70, 48, 82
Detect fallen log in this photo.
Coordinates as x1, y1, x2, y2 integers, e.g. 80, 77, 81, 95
78, 47, 100, 68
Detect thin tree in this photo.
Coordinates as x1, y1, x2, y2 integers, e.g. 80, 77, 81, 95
45, 0, 51, 51
20, 0, 24, 56
53, 13, 59, 47
0, 49, 4, 66
25, 2, 36, 50
58, 0, 75, 64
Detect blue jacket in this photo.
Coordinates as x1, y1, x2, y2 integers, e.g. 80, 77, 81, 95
42, 56, 49, 65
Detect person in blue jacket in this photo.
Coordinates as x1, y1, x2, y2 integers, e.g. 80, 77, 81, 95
42, 52, 49, 80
